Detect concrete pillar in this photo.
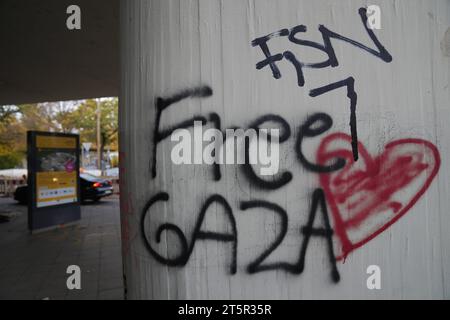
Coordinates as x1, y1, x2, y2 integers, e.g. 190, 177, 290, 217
120, 0, 450, 299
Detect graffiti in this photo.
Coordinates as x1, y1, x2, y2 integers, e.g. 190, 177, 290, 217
152, 86, 212, 178
251, 7, 392, 86
152, 87, 296, 188
317, 133, 441, 260
309, 78, 358, 161
240, 189, 339, 283
296, 113, 346, 173
143, 105, 354, 282
252, 7, 392, 161
141, 86, 441, 279
146, 86, 344, 280
141, 189, 340, 282
139, 7, 441, 284
141, 193, 238, 274
170, 121, 281, 176
243, 114, 293, 190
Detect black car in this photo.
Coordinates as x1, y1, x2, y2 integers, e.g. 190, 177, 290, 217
14, 173, 114, 204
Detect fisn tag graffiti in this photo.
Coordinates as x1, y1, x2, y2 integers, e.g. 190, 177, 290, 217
140, 7, 441, 284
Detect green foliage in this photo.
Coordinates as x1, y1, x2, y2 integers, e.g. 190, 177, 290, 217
0, 152, 22, 169
67, 98, 119, 149
0, 98, 119, 169
0, 105, 21, 123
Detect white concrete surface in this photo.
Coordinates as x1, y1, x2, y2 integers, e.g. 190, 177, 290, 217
120, 0, 450, 299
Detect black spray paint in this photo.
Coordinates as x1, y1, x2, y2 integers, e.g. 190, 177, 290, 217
152, 86, 213, 179
141, 192, 238, 274
296, 113, 346, 173
251, 7, 392, 85
251, 7, 392, 160
141, 189, 339, 282
140, 7, 395, 283
309, 77, 358, 161
242, 115, 293, 190
239, 188, 339, 283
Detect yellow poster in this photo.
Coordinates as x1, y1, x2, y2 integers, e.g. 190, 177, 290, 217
35, 135, 78, 208
36, 171, 78, 207
36, 135, 77, 149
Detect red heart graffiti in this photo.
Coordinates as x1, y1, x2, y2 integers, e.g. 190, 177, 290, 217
317, 133, 440, 261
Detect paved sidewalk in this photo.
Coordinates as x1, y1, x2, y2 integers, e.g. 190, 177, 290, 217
0, 196, 124, 300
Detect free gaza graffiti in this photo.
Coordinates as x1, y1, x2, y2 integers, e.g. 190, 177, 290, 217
139, 7, 441, 284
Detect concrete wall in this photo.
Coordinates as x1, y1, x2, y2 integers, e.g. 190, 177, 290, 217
120, 0, 450, 299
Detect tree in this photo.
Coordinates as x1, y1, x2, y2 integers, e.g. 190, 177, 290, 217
0, 98, 118, 170
0, 103, 60, 168
0, 114, 23, 169
65, 98, 119, 169
0, 105, 21, 123
19, 104, 57, 132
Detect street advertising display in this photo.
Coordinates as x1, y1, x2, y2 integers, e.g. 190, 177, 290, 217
27, 131, 81, 232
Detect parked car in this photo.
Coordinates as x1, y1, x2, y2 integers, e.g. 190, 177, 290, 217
14, 173, 113, 204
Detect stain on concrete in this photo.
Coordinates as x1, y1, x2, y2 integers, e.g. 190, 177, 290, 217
442, 28, 450, 57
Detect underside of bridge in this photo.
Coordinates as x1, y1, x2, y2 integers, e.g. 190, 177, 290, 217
0, 0, 119, 105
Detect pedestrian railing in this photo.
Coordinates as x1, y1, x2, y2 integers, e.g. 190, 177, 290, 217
0, 176, 26, 196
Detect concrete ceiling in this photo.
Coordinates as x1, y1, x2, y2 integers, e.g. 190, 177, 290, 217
0, 0, 119, 105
